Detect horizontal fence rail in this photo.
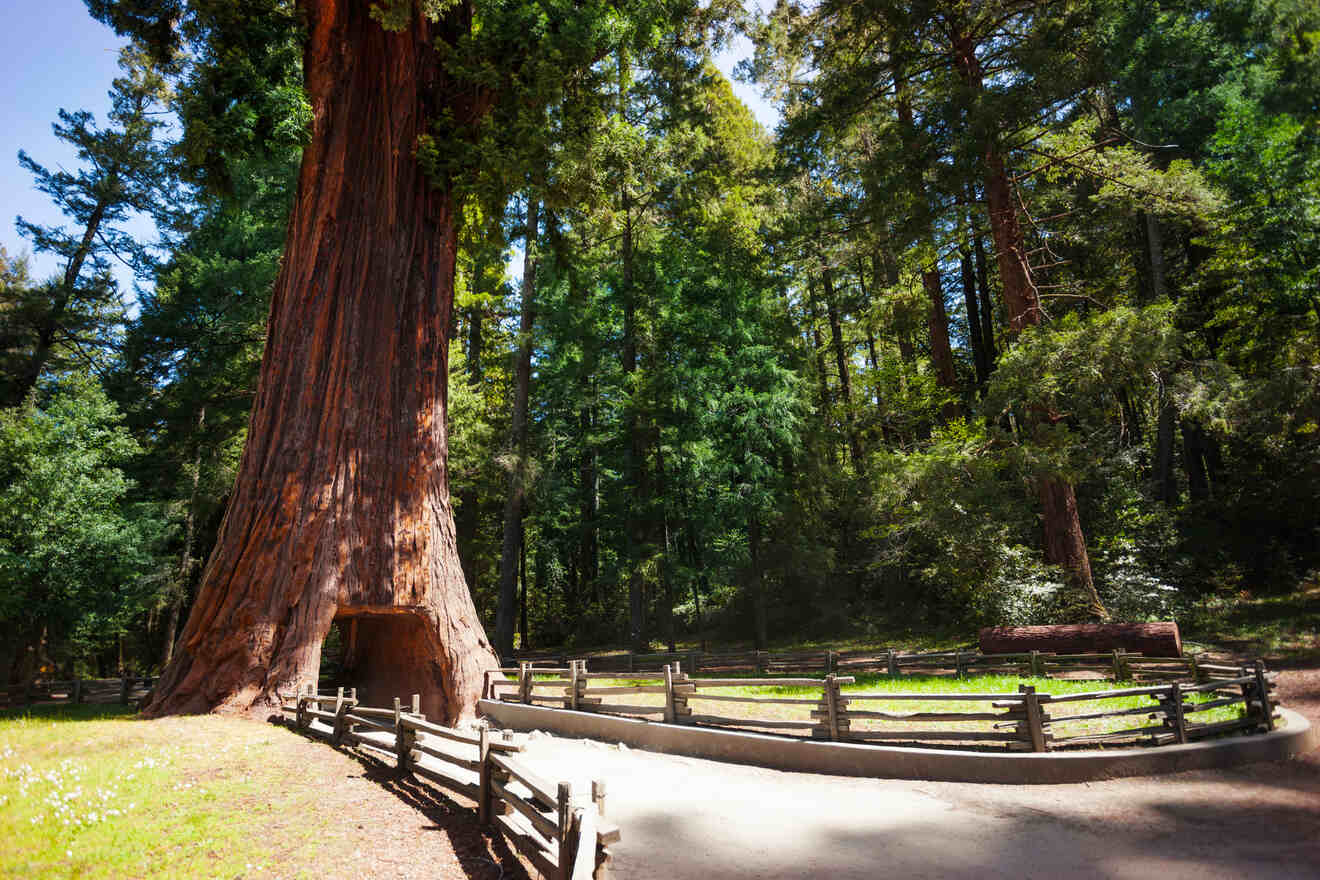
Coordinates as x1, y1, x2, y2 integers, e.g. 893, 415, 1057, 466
2, 676, 153, 708
487, 656, 1281, 753
280, 684, 618, 880
503, 646, 1212, 682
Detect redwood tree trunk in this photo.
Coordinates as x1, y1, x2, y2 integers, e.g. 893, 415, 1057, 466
950, 27, 1105, 620
143, 2, 498, 722
923, 268, 957, 390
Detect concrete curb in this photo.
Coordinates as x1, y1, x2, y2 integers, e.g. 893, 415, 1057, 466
478, 699, 1317, 784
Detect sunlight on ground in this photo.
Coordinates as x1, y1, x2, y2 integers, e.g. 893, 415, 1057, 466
0, 705, 345, 879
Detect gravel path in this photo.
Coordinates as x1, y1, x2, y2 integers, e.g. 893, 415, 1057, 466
510, 668, 1320, 880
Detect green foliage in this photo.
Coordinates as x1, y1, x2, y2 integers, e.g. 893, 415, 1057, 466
0, 376, 163, 665
17, 0, 1316, 668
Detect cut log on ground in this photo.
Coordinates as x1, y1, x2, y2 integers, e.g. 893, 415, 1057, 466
978, 623, 1182, 658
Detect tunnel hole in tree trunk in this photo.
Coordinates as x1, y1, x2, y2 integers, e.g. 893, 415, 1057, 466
319, 609, 447, 717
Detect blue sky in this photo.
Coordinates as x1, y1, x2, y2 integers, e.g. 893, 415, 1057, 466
0, 0, 148, 292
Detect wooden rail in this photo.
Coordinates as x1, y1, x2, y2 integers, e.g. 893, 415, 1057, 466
504, 645, 1211, 683
486, 657, 1280, 753
281, 683, 617, 879
2, 676, 153, 708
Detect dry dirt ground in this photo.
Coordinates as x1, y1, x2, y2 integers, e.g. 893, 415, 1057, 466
504, 667, 1320, 880
283, 743, 531, 880
266, 670, 1318, 880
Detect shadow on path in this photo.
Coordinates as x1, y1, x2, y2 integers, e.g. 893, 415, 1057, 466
275, 718, 528, 880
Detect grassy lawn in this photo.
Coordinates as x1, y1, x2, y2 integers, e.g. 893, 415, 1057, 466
0, 704, 358, 879
530, 672, 1248, 745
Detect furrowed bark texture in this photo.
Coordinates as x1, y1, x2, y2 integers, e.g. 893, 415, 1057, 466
143, 1, 498, 723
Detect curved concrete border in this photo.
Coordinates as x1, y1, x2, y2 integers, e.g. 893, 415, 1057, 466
478, 699, 1316, 784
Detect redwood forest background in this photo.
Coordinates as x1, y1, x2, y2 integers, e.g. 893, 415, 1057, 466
3, 0, 1318, 687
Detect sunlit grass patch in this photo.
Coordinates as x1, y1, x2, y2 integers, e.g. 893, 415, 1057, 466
0, 704, 355, 879
543, 671, 1247, 743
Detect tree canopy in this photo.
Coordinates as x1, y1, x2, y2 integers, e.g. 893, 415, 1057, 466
2, 0, 1317, 690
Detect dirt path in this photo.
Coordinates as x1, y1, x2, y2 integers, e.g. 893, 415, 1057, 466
510, 668, 1320, 880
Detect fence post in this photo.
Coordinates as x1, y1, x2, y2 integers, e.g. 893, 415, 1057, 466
120, 677, 131, 705
824, 673, 841, 741
1019, 684, 1047, 752
557, 781, 573, 880
333, 693, 351, 746
755, 651, 767, 675
393, 697, 413, 774
1030, 650, 1043, 677
1168, 682, 1188, 744
663, 664, 676, 723
519, 662, 532, 704
1254, 660, 1275, 731
954, 649, 964, 680
1189, 653, 1202, 682
72, 679, 82, 705
477, 726, 493, 825
627, 652, 634, 673
886, 649, 899, 677
671, 662, 690, 723
592, 779, 606, 819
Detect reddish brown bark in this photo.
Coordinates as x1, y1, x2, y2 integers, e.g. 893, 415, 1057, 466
979, 622, 1182, 658
950, 34, 1040, 332
923, 268, 957, 389
143, 1, 498, 722
948, 25, 1105, 620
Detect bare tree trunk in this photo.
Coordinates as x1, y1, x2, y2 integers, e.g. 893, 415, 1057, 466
972, 225, 998, 369
1182, 420, 1213, 500
924, 268, 957, 390
748, 515, 768, 651
950, 28, 1104, 620
823, 268, 862, 465
1145, 213, 1168, 299
519, 526, 530, 651
163, 406, 206, 668
495, 194, 540, 656
143, 2, 498, 722
960, 248, 989, 385
1154, 381, 1179, 503
455, 304, 483, 595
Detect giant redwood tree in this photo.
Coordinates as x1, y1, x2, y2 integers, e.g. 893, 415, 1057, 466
90, 0, 666, 720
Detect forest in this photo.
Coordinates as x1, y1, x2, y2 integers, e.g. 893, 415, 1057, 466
2, 0, 1317, 691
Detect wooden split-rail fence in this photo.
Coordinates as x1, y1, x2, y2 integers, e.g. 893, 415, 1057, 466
1, 676, 153, 708
506, 647, 1206, 682
487, 659, 1280, 752
281, 685, 618, 880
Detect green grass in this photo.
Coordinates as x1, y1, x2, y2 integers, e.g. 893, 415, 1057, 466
536, 672, 1247, 745
0, 704, 357, 879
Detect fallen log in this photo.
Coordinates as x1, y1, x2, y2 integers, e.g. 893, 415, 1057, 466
978, 623, 1182, 658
